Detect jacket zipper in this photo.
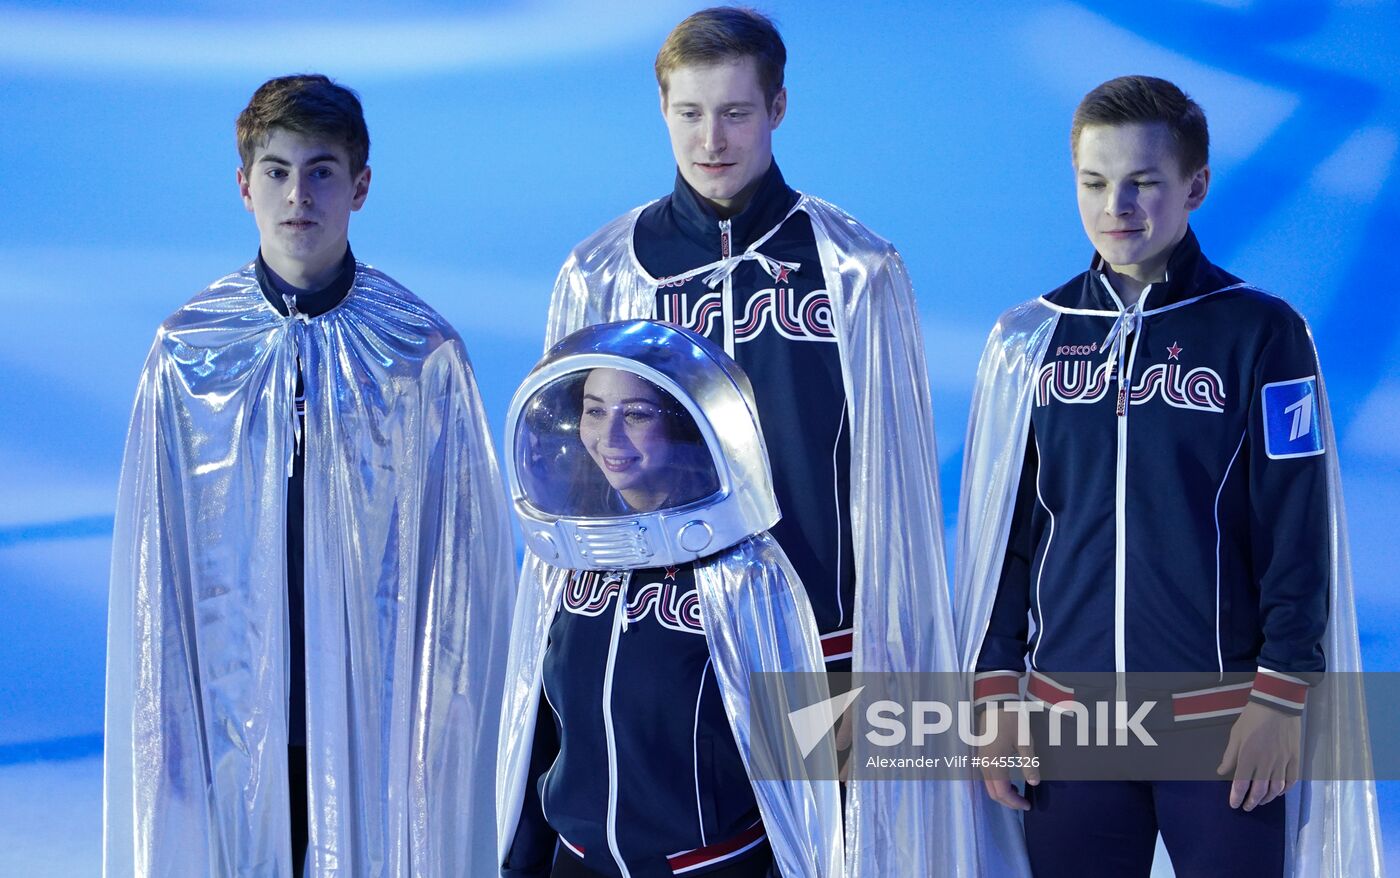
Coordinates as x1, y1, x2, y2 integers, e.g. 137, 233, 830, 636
1098, 275, 1153, 712
285, 314, 306, 477
1112, 322, 1139, 712
719, 219, 735, 357
602, 572, 633, 877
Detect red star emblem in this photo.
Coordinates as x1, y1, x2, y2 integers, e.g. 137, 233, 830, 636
664, 566, 679, 581
774, 266, 792, 285
1166, 341, 1182, 360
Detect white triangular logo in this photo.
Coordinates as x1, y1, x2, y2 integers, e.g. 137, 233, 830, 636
1285, 392, 1313, 441
786, 686, 865, 758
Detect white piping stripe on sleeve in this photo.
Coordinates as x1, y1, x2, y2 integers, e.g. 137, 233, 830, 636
691, 659, 710, 847
1030, 434, 1055, 668
1214, 432, 1248, 677
541, 676, 561, 723
832, 404, 849, 629
538, 674, 564, 826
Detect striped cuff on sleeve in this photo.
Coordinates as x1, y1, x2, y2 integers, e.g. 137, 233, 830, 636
973, 670, 1023, 706
1249, 667, 1309, 715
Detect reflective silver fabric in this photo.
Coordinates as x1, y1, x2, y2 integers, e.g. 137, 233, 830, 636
952, 301, 1057, 878
534, 197, 974, 877
694, 536, 844, 878
953, 296, 1382, 877
1290, 362, 1384, 877
495, 552, 569, 871
104, 263, 516, 877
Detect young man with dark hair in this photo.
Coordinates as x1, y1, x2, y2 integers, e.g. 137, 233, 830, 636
513, 7, 972, 877
956, 75, 1380, 877
104, 74, 515, 877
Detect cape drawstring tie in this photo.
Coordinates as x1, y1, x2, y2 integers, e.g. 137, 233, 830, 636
1100, 302, 1141, 363
284, 296, 307, 477
656, 202, 806, 290
700, 249, 801, 289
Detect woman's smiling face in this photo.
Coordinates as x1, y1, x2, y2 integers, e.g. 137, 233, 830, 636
580, 369, 677, 512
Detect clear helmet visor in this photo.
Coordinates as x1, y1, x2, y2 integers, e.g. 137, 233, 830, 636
514, 367, 721, 519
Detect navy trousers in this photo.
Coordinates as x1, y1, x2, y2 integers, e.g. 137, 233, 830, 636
1024, 780, 1284, 877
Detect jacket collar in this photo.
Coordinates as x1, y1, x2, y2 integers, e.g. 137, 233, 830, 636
256, 247, 356, 319
1084, 227, 1228, 311
668, 160, 798, 254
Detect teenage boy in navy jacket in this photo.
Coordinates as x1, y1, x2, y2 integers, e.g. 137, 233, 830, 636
959, 75, 1377, 877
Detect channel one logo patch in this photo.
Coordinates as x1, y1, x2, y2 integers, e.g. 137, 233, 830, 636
1262, 376, 1325, 460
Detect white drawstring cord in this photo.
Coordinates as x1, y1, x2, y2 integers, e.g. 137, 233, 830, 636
1100, 302, 1140, 364
700, 249, 801, 289
283, 297, 306, 477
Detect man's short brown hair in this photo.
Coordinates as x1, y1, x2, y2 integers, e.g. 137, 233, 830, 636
236, 74, 370, 175
1071, 75, 1209, 177
655, 7, 786, 109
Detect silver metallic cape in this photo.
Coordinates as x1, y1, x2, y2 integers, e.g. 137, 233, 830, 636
496, 536, 844, 877
953, 297, 1383, 877
536, 197, 976, 877
103, 263, 516, 877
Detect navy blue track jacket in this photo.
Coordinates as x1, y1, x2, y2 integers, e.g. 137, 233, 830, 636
504, 164, 854, 876
974, 231, 1329, 716
640, 162, 855, 666
503, 565, 767, 877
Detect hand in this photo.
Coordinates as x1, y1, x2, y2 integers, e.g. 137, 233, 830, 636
835, 706, 853, 783
1216, 700, 1300, 811
978, 703, 1039, 811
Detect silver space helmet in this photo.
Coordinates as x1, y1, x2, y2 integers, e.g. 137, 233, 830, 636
506, 320, 780, 570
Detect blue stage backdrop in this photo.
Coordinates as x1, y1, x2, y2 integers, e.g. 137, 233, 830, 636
1, 1, 1396, 873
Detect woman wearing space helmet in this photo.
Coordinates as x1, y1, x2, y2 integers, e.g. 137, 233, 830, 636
573, 368, 717, 518
497, 321, 843, 878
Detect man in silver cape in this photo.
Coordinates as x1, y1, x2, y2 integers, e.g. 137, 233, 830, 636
496, 320, 845, 876
954, 298, 1383, 877
952, 73, 1384, 877
104, 263, 516, 877
538, 121, 973, 878
104, 74, 515, 877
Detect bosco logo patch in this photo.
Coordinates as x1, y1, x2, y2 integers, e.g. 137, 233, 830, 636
1261, 376, 1325, 460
